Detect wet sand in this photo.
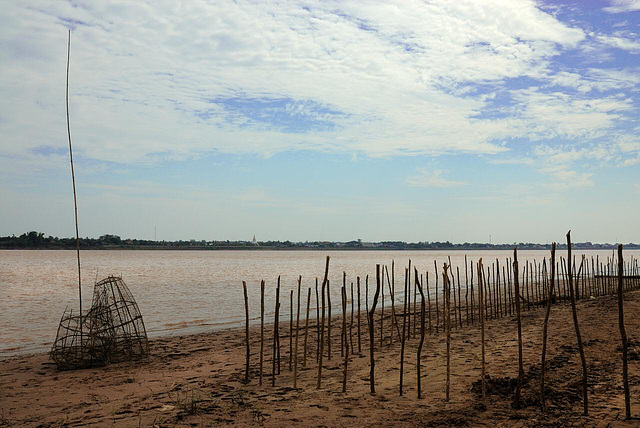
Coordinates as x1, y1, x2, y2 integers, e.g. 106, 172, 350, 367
1, 290, 639, 427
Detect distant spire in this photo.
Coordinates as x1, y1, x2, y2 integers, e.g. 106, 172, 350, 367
252, 234, 257, 245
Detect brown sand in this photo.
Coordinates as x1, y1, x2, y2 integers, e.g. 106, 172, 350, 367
2, 291, 640, 427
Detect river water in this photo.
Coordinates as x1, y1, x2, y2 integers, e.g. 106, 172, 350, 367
1, 249, 636, 356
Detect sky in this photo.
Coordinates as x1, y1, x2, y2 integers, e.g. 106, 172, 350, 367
0, 0, 639, 244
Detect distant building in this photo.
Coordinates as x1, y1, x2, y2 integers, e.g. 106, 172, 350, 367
252, 235, 258, 245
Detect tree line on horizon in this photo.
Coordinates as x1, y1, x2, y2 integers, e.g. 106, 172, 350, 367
1, 231, 638, 250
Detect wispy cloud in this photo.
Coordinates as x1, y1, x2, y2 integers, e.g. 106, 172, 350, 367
603, 0, 640, 13
407, 168, 467, 188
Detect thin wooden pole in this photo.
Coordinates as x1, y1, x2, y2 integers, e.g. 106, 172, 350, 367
457, 266, 462, 328
341, 272, 346, 357
65, 30, 83, 338
315, 278, 320, 363
618, 244, 631, 419
541, 243, 556, 412
407, 260, 412, 341
435, 261, 440, 334
357, 277, 362, 354
277, 277, 281, 375
272, 280, 280, 386
399, 268, 408, 396
369, 265, 381, 394
385, 265, 402, 342
327, 278, 332, 361
303, 287, 311, 367
365, 276, 370, 341
414, 264, 418, 337
259, 280, 265, 385
416, 272, 426, 399
567, 231, 588, 416
289, 289, 293, 372
242, 281, 250, 384
513, 249, 524, 408
381, 267, 385, 348
470, 260, 475, 324
465, 255, 470, 325
350, 282, 355, 355
342, 285, 349, 393
317, 256, 330, 389
293, 276, 301, 388
478, 258, 486, 403
444, 263, 451, 402
426, 272, 432, 335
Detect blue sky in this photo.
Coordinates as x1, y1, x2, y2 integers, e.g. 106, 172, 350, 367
0, 0, 639, 243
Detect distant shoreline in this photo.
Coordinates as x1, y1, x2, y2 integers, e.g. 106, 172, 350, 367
2, 245, 637, 251
3, 231, 638, 251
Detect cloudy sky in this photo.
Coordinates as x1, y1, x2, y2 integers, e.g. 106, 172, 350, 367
0, 0, 639, 243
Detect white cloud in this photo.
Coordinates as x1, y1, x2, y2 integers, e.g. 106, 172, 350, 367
508, 88, 633, 140
0, 0, 588, 164
407, 168, 467, 188
539, 167, 593, 190
547, 68, 640, 93
596, 34, 640, 53
603, 0, 640, 13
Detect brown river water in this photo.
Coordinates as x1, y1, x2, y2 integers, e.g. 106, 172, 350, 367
1, 249, 635, 357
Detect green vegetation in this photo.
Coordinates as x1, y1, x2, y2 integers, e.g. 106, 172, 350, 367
1, 231, 637, 250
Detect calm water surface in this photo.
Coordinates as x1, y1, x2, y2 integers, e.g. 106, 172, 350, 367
1, 249, 635, 356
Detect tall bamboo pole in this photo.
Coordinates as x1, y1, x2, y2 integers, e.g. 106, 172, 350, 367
65, 30, 83, 340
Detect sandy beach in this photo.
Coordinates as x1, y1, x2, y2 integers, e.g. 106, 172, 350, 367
2, 289, 639, 427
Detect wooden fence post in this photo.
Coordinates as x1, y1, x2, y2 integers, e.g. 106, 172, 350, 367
567, 231, 588, 416
541, 243, 556, 412
618, 244, 631, 419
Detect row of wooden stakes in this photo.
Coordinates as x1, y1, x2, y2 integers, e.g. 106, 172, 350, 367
238, 232, 638, 418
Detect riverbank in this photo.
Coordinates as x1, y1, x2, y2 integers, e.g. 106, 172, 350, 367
1, 290, 639, 427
